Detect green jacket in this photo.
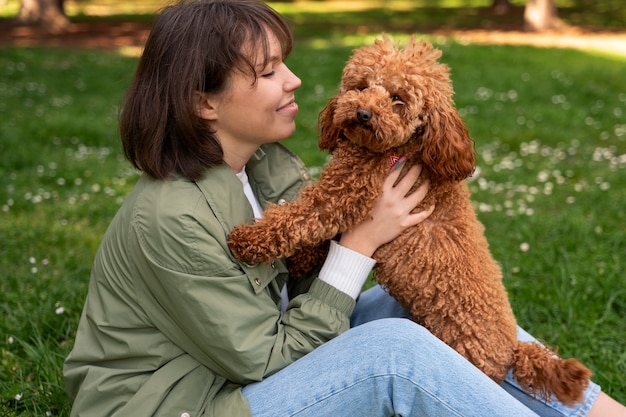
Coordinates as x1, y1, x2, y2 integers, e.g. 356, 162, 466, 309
64, 143, 356, 417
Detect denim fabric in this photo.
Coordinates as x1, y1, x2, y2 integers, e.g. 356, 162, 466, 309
501, 327, 600, 417
242, 285, 599, 417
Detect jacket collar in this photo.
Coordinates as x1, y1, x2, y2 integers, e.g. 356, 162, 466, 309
194, 143, 311, 235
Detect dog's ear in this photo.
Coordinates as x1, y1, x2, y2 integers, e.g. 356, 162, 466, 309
318, 96, 341, 152
419, 104, 476, 182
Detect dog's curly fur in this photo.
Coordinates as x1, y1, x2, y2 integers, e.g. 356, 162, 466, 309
228, 36, 591, 405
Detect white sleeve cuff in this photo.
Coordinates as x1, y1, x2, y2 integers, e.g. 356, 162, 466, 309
318, 240, 376, 299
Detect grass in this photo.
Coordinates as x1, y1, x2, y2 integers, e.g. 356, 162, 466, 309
0, 48, 138, 416
1, 4, 625, 417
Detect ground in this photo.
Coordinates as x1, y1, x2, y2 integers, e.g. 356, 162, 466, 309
0, 18, 625, 56
0, 21, 153, 50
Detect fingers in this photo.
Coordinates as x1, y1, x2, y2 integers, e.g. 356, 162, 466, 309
386, 163, 433, 226
397, 164, 422, 191
405, 204, 435, 227
386, 163, 422, 194
387, 163, 429, 205
406, 176, 430, 205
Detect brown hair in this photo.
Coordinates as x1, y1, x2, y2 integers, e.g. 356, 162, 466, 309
119, 0, 293, 181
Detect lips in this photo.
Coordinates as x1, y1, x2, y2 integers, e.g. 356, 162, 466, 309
277, 100, 298, 115
278, 98, 295, 110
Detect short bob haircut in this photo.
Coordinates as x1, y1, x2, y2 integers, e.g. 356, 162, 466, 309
119, 0, 294, 181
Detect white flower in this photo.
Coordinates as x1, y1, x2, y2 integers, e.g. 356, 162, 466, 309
520, 242, 530, 252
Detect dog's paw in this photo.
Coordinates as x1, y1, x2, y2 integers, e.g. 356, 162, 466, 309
227, 225, 273, 265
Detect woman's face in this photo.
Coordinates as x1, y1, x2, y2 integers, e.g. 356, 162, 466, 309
204, 31, 302, 167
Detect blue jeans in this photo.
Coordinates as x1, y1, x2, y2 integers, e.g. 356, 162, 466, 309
242, 285, 600, 417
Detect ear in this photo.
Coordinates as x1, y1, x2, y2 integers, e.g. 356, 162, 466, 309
420, 105, 475, 182
318, 96, 341, 152
194, 91, 219, 121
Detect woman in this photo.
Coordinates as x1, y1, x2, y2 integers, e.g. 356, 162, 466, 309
63, 0, 625, 416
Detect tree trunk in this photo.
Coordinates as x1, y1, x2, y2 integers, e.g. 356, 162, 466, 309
524, 0, 567, 32
17, 0, 70, 33
491, 0, 512, 15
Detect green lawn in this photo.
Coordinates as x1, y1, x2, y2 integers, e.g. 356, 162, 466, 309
1, 3, 625, 416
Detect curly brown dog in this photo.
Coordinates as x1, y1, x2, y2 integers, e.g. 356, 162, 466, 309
228, 35, 591, 405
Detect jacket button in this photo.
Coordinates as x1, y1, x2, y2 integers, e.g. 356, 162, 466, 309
254, 278, 261, 286
270, 261, 276, 269
181, 413, 190, 417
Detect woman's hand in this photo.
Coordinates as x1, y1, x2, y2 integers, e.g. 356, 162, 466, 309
339, 163, 434, 257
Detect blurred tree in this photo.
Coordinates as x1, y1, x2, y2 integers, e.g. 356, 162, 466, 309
491, 0, 512, 15
523, 0, 567, 31
491, 0, 567, 32
16, 0, 69, 33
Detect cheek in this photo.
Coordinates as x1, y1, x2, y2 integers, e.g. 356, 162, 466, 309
402, 98, 425, 120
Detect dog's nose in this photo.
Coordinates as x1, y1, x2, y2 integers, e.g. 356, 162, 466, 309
357, 108, 372, 124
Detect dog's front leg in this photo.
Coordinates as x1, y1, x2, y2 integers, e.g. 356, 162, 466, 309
228, 153, 386, 265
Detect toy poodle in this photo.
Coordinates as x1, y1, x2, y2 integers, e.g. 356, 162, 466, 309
228, 35, 591, 405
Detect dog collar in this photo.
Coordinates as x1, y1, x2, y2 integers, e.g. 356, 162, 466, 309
389, 152, 404, 170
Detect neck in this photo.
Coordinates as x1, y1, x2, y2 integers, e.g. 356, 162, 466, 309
225, 158, 246, 174
222, 146, 258, 174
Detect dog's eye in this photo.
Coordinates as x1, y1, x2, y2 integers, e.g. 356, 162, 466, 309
358, 86, 368, 91
391, 94, 403, 103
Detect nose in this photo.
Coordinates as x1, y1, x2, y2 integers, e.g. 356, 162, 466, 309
357, 108, 372, 124
283, 64, 301, 91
